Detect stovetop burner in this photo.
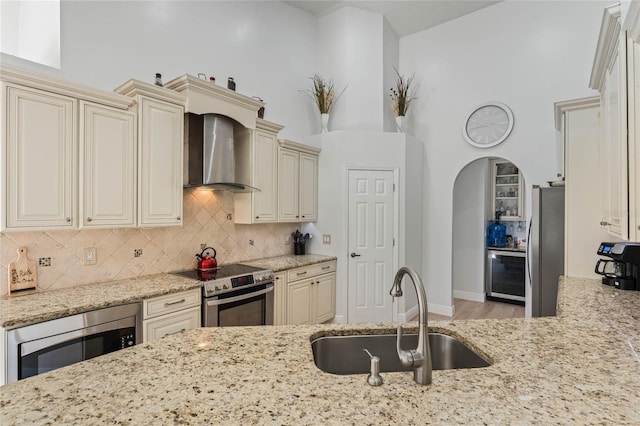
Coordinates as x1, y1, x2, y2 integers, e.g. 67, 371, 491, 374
172, 263, 274, 297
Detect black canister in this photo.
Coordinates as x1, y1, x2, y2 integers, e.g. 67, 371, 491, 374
227, 77, 236, 91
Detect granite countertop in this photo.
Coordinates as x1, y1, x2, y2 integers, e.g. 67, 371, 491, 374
2, 276, 640, 424
0, 254, 336, 330
241, 254, 337, 272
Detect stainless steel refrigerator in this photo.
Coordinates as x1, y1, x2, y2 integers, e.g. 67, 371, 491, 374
528, 185, 565, 317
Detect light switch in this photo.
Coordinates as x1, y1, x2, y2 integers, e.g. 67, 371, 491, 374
84, 248, 97, 265
322, 234, 331, 244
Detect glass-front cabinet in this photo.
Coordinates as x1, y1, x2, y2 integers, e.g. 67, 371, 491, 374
490, 159, 525, 221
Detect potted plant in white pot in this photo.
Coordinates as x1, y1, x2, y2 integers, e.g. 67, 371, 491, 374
304, 74, 345, 133
390, 68, 416, 133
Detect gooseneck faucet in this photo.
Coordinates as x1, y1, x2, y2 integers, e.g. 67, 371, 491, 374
389, 266, 432, 385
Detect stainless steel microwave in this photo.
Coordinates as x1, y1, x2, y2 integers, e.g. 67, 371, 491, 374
6, 303, 141, 383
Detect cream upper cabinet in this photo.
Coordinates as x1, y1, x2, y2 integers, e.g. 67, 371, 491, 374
277, 140, 320, 223
234, 119, 284, 224
489, 159, 524, 221
631, 40, 640, 241
590, 4, 630, 240
138, 97, 184, 226
115, 80, 186, 228
80, 102, 136, 228
3, 83, 77, 230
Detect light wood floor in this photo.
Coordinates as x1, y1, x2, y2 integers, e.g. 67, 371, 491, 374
426, 298, 525, 321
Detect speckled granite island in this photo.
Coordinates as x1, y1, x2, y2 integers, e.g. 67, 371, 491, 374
1, 276, 640, 424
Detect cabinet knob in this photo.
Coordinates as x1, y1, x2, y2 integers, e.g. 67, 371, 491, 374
177, 216, 181, 221
256, 216, 259, 219
302, 215, 305, 218
87, 217, 92, 222
66, 217, 71, 223
600, 221, 609, 226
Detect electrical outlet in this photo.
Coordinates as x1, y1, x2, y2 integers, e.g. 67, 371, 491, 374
201, 243, 207, 250
84, 248, 97, 265
249, 239, 254, 245
134, 249, 143, 258
38, 257, 51, 267
322, 234, 331, 244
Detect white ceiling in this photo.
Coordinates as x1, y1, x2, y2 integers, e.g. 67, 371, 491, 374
284, 1, 502, 37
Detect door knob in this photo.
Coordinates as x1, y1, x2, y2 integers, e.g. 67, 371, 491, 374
350, 252, 361, 258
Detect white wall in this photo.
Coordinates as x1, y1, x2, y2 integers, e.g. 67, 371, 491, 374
303, 131, 423, 322
400, 1, 608, 312
452, 158, 489, 302
0, 1, 317, 140
317, 7, 387, 132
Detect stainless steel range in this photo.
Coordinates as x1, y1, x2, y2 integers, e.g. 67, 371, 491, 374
173, 264, 274, 327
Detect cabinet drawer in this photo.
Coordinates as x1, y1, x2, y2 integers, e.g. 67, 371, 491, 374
287, 260, 336, 282
143, 306, 201, 343
143, 288, 201, 319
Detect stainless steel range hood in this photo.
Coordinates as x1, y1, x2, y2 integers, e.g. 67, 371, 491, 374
184, 113, 259, 192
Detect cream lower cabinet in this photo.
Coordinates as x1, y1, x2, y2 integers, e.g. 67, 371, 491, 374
143, 288, 201, 343
277, 140, 320, 223
273, 271, 287, 326
286, 260, 336, 325
234, 119, 284, 224
80, 102, 137, 228
3, 83, 77, 230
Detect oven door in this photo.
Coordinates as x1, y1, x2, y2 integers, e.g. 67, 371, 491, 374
203, 283, 274, 327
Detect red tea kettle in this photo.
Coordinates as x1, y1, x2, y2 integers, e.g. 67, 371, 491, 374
196, 247, 217, 270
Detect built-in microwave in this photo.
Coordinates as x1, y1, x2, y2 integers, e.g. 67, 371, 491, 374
6, 303, 141, 383
486, 249, 526, 304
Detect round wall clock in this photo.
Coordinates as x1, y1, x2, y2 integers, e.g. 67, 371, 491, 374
463, 102, 514, 148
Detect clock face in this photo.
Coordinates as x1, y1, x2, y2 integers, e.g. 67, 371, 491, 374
463, 102, 514, 148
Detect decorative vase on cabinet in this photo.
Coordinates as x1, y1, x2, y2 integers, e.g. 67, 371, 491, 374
321, 113, 329, 133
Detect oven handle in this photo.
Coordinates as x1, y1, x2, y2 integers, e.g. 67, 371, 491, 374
206, 284, 274, 306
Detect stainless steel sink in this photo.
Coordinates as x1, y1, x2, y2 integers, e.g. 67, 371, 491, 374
311, 332, 490, 375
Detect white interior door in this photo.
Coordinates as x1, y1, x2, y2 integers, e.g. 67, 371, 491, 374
347, 169, 396, 323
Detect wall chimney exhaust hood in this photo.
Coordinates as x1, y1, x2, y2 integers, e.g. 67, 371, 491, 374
184, 113, 259, 192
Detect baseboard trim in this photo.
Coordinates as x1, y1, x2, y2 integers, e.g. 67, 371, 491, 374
427, 302, 454, 317
453, 290, 486, 303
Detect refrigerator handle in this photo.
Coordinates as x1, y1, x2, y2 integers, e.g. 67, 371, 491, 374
526, 219, 533, 286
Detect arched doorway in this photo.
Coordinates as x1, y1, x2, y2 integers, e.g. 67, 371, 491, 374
450, 157, 527, 318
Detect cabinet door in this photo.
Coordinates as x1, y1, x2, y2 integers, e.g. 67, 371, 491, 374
4, 84, 76, 230
80, 102, 136, 228
286, 278, 314, 325
298, 152, 318, 222
273, 272, 287, 325
253, 130, 278, 222
278, 147, 300, 222
490, 160, 524, 221
600, 34, 629, 239
314, 272, 336, 324
138, 97, 183, 226
143, 306, 201, 343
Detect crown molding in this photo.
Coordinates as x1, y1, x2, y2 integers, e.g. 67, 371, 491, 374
589, 3, 622, 91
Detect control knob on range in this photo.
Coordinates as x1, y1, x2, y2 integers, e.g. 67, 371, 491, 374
223, 284, 229, 289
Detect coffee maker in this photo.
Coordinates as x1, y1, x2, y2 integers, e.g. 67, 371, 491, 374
595, 242, 640, 290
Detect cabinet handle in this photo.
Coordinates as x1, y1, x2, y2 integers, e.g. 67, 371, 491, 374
600, 221, 609, 226
87, 217, 92, 222
297, 271, 307, 276
275, 277, 280, 280
322, 265, 331, 270
164, 298, 186, 306
163, 328, 186, 337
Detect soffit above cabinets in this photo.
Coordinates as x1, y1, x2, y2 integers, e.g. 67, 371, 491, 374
164, 74, 264, 130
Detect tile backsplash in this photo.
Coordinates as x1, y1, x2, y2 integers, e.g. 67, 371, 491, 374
0, 189, 297, 296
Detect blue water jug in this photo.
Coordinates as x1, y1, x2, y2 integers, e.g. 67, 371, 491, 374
486, 213, 506, 248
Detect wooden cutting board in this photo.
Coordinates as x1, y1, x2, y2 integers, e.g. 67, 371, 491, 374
8, 247, 37, 296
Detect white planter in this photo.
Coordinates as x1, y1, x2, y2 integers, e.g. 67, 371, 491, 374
321, 113, 330, 133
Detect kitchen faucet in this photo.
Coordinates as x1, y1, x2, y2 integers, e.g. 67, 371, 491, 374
389, 266, 432, 385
